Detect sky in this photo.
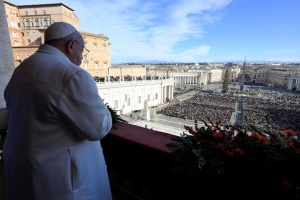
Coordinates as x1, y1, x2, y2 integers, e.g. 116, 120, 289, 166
9, 0, 300, 63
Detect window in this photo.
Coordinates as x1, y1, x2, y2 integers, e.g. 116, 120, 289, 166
25, 19, 30, 27
35, 18, 39, 27
147, 94, 150, 101
11, 21, 16, 27
84, 62, 88, 69
12, 32, 18, 38
95, 63, 98, 69
43, 10, 46, 14
44, 18, 48, 26
103, 44, 106, 51
17, 55, 20, 59
93, 44, 97, 50
26, 55, 30, 58
104, 62, 107, 69
14, 41, 19, 46
125, 94, 128, 101
27, 39, 31, 44
25, 11, 28, 15
155, 93, 158, 100
138, 96, 141, 104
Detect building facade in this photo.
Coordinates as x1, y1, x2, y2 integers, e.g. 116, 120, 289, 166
4, 1, 111, 76
97, 77, 174, 114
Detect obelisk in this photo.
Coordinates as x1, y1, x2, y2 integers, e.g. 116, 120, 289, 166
240, 57, 246, 93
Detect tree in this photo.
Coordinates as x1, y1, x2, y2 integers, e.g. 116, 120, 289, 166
222, 69, 229, 93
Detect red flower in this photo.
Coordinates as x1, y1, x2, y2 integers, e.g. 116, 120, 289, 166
249, 133, 260, 140
216, 143, 225, 151
283, 130, 297, 137
287, 142, 300, 155
225, 151, 234, 158
200, 139, 211, 148
223, 140, 232, 147
212, 131, 223, 141
258, 135, 270, 145
232, 148, 245, 157
249, 133, 270, 144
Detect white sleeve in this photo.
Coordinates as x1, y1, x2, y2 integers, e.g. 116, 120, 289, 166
58, 70, 112, 140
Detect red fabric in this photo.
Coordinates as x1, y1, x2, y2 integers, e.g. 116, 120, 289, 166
109, 122, 177, 154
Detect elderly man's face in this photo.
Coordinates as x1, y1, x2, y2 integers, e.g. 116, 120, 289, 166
70, 33, 86, 66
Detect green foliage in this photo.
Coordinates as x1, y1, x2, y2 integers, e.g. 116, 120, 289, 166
105, 103, 128, 129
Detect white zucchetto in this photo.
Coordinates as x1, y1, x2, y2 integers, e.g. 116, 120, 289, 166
44, 22, 77, 42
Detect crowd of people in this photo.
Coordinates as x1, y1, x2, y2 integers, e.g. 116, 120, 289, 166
93, 75, 169, 82
158, 89, 300, 134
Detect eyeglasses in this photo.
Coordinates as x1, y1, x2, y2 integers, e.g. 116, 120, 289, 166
74, 40, 89, 56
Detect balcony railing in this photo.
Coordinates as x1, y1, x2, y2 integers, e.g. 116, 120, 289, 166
1, 122, 299, 200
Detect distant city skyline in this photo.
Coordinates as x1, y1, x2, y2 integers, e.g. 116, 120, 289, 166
8, 0, 300, 63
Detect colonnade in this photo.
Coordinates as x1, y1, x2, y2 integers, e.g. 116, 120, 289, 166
161, 85, 174, 103
172, 72, 208, 86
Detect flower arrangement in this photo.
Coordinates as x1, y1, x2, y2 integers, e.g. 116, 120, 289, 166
105, 102, 128, 129
168, 117, 300, 199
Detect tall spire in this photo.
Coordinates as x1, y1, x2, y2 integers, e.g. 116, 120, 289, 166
240, 56, 246, 92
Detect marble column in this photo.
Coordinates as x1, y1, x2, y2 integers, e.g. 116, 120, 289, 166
0, 1, 15, 129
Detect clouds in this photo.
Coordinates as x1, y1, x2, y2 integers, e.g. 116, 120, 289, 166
8, 0, 237, 62
9, 0, 300, 63
54, 0, 232, 63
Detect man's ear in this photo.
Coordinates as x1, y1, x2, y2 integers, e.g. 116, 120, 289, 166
66, 40, 74, 54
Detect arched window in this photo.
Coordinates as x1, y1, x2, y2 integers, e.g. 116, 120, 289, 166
44, 18, 48, 26
34, 10, 37, 15
26, 19, 30, 27
35, 18, 39, 27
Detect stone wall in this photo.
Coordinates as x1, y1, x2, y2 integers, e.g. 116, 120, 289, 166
0, 1, 14, 129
